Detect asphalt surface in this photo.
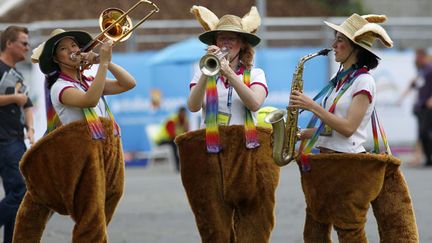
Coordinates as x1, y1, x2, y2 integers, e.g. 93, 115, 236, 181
1, 155, 431, 243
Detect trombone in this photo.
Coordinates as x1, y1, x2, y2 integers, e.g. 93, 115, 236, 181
77, 0, 159, 55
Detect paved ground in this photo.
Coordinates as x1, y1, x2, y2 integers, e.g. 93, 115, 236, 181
1, 154, 431, 243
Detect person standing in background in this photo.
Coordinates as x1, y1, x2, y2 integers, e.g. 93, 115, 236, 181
154, 106, 189, 171
411, 48, 432, 166
398, 48, 432, 166
0, 25, 33, 243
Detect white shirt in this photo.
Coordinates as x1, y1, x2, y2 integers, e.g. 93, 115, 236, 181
50, 76, 108, 125
315, 72, 375, 153
190, 67, 268, 127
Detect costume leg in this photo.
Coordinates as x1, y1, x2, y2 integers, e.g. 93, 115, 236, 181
333, 225, 367, 243
233, 196, 275, 243
13, 192, 51, 243
371, 165, 419, 243
70, 158, 107, 243
104, 151, 124, 225
303, 213, 332, 243
232, 163, 278, 243
180, 149, 234, 242
181, 164, 234, 242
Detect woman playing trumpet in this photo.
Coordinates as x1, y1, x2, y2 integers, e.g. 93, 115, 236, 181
13, 29, 135, 242
175, 5, 280, 243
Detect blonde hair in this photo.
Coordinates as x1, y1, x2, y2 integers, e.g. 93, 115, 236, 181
240, 42, 254, 70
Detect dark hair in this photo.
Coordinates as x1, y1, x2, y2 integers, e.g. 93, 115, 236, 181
354, 44, 379, 70
46, 71, 61, 89
335, 31, 379, 70
0, 26, 29, 52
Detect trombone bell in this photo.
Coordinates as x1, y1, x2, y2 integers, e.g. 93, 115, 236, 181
99, 8, 133, 42
80, 0, 159, 52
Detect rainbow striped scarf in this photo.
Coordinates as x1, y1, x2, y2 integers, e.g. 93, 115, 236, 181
45, 80, 61, 134
299, 67, 368, 171
205, 69, 259, 153
46, 73, 120, 140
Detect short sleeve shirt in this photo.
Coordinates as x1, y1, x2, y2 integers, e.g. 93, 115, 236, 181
0, 60, 33, 140
50, 75, 108, 125
190, 67, 268, 127
315, 72, 375, 153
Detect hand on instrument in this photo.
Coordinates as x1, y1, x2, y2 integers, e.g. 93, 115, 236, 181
206, 45, 219, 55
98, 40, 113, 65
289, 90, 316, 111
219, 58, 234, 78
80, 51, 100, 65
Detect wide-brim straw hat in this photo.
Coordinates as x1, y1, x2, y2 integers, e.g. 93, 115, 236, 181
324, 13, 393, 58
33, 29, 92, 74
191, 6, 261, 47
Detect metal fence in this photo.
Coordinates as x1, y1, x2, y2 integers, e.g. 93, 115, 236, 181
1, 16, 432, 54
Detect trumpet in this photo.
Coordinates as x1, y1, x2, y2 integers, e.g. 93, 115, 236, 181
71, 0, 159, 61
199, 47, 229, 76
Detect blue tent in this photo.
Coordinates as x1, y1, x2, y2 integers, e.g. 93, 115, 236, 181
149, 38, 206, 65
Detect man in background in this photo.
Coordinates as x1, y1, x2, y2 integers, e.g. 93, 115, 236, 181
411, 48, 432, 167
155, 106, 189, 172
0, 25, 33, 243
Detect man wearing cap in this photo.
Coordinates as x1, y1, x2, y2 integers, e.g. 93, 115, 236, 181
175, 6, 279, 243
0, 25, 33, 243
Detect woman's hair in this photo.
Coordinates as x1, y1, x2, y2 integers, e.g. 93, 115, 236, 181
354, 44, 379, 70
46, 71, 60, 89
240, 41, 254, 70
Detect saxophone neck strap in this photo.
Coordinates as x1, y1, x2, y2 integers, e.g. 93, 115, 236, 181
298, 67, 369, 171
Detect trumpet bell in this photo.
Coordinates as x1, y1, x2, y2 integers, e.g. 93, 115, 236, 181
199, 55, 221, 76
99, 8, 133, 42
199, 47, 229, 76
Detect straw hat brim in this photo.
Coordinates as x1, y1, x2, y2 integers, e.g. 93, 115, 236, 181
39, 31, 92, 74
324, 21, 380, 59
199, 28, 261, 47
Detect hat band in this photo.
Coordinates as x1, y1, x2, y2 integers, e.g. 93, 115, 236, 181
216, 24, 245, 32
52, 36, 77, 55
358, 39, 372, 47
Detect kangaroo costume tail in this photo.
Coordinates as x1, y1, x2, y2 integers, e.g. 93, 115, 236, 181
175, 125, 280, 243
300, 153, 418, 243
13, 118, 124, 243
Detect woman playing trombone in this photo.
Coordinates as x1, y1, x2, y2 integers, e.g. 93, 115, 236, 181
13, 29, 135, 242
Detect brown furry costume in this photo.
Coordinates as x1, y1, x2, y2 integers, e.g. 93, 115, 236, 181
175, 126, 280, 243
13, 118, 124, 243
300, 153, 419, 243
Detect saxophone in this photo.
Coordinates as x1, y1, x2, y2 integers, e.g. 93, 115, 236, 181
264, 48, 331, 166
